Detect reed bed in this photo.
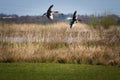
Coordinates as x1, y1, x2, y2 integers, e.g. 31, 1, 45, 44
0, 22, 120, 65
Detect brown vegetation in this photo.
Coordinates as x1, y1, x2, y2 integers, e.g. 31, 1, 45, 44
0, 22, 120, 65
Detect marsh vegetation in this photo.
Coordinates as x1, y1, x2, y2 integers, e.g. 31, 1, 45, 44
0, 22, 120, 65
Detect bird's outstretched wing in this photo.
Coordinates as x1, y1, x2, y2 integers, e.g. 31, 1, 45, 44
72, 11, 77, 21
48, 5, 54, 12
52, 11, 59, 14
42, 13, 47, 17
73, 11, 77, 17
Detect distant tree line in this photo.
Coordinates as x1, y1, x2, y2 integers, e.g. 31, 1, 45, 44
0, 13, 61, 24
88, 14, 120, 28
0, 13, 120, 27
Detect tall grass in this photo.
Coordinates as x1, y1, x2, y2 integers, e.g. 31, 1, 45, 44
0, 22, 120, 65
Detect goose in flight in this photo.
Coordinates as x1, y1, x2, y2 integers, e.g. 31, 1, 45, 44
70, 11, 81, 28
43, 5, 59, 20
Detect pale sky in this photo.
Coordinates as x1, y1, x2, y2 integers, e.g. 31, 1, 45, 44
0, 0, 120, 16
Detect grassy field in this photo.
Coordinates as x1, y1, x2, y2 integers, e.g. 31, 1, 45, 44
0, 63, 120, 80
0, 22, 120, 65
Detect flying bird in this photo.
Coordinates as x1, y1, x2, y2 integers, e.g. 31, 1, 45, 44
70, 11, 81, 28
43, 5, 59, 20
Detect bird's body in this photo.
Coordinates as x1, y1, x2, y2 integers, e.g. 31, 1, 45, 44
70, 20, 75, 28
48, 14, 53, 20
70, 11, 81, 28
70, 11, 78, 28
43, 5, 58, 20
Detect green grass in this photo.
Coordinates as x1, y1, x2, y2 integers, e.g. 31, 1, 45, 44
0, 63, 120, 80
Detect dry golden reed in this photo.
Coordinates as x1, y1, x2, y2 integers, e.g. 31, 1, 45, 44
0, 22, 120, 65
